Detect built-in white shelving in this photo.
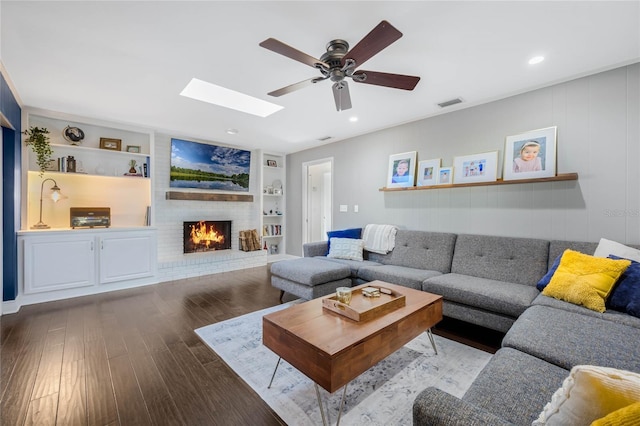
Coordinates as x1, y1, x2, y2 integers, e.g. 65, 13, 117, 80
260, 151, 286, 260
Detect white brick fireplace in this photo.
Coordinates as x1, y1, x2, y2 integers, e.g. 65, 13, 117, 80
154, 133, 266, 282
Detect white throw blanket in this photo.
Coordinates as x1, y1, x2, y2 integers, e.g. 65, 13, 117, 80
362, 224, 397, 254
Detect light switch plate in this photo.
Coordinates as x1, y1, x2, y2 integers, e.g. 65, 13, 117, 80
339, 205, 348, 212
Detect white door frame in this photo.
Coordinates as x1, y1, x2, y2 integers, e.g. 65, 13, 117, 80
302, 157, 333, 245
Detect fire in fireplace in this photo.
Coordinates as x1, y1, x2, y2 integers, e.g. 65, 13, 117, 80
183, 220, 232, 253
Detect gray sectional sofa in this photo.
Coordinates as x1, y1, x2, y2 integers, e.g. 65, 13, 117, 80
297, 230, 640, 425
304, 230, 550, 333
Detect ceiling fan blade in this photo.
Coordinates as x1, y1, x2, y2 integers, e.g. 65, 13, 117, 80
352, 70, 420, 90
342, 20, 402, 68
332, 81, 352, 111
260, 38, 329, 69
267, 77, 325, 97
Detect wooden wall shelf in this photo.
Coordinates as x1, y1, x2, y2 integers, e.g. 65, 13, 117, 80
379, 173, 578, 192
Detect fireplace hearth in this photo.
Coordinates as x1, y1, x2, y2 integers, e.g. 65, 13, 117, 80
183, 220, 232, 253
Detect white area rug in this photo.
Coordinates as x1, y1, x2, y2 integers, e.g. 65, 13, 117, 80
195, 302, 492, 426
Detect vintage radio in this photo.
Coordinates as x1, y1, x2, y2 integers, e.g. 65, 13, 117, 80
70, 207, 111, 229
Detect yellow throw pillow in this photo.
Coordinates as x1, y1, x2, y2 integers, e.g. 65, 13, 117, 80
591, 401, 640, 426
533, 365, 640, 426
541, 249, 630, 312
543, 278, 607, 312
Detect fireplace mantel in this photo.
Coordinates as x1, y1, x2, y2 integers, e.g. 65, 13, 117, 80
165, 191, 253, 202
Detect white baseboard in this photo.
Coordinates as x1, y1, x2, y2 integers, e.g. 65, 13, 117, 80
2, 299, 21, 315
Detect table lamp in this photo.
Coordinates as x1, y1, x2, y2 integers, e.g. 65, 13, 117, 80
31, 178, 63, 229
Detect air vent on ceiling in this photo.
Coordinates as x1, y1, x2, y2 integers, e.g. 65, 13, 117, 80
317, 136, 332, 141
437, 97, 463, 108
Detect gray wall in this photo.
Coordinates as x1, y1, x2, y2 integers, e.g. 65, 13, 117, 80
286, 64, 640, 255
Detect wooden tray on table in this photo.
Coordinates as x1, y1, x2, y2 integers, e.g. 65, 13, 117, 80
322, 285, 406, 322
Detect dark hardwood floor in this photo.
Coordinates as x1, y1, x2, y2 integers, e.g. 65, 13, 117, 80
1, 265, 502, 425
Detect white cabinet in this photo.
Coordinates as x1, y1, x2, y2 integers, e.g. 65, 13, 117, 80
19, 229, 157, 298
260, 152, 286, 259
99, 232, 156, 283
22, 234, 96, 294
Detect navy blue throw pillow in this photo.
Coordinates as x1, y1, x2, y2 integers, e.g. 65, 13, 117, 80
608, 255, 640, 318
537, 253, 563, 291
326, 228, 362, 255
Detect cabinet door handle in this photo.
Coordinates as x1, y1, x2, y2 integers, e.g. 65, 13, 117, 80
101, 241, 104, 250
91, 241, 94, 251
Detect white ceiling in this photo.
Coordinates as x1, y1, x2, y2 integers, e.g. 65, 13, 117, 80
2, 1, 639, 154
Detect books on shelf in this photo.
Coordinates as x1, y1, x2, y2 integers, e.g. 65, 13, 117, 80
262, 224, 282, 236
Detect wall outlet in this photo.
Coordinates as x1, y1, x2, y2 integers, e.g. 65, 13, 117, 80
354, 205, 359, 213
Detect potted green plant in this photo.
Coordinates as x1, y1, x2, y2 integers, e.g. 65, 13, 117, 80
23, 126, 53, 176
129, 159, 138, 174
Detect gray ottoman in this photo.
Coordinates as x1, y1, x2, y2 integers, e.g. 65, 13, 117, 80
270, 257, 351, 301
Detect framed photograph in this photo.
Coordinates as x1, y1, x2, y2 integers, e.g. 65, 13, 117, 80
453, 151, 499, 184
503, 126, 557, 181
437, 167, 453, 185
266, 160, 277, 167
100, 137, 122, 151
417, 158, 441, 186
386, 151, 417, 188
126, 145, 141, 153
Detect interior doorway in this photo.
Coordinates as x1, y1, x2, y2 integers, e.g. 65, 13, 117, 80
302, 158, 333, 245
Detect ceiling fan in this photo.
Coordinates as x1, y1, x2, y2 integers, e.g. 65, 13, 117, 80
259, 20, 420, 111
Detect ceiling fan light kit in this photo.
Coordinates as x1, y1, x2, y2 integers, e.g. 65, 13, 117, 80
260, 20, 421, 111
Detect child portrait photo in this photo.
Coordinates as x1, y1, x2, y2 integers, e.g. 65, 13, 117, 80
504, 126, 557, 181
386, 151, 417, 188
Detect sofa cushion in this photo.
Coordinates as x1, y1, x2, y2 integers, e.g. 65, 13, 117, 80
608, 255, 640, 318
532, 294, 640, 330
303, 241, 329, 258
541, 250, 631, 313
543, 281, 607, 312
451, 234, 549, 286
533, 365, 640, 426
326, 227, 362, 254
463, 348, 568, 425
357, 264, 441, 290
503, 305, 640, 372
537, 253, 562, 291
594, 237, 640, 262
423, 273, 539, 317
315, 256, 382, 277
413, 387, 514, 426
382, 230, 456, 272
270, 258, 350, 286
548, 240, 599, 269
546, 250, 630, 299
327, 237, 364, 261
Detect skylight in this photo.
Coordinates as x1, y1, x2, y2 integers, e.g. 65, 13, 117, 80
180, 78, 283, 117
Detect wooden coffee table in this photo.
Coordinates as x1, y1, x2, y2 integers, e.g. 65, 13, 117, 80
263, 281, 443, 425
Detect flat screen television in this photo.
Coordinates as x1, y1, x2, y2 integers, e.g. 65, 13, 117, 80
170, 138, 251, 192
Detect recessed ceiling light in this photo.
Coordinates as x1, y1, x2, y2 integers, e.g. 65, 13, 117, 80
349, 116, 358, 122
180, 78, 283, 117
528, 56, 545, 65
226, 128, 239, 135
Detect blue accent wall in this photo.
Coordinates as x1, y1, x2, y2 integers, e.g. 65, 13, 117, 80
1, 71, 22, 301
